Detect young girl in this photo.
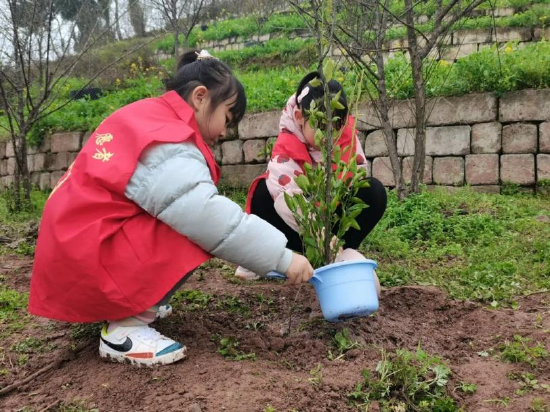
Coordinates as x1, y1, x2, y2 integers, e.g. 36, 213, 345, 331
235, 71, 387, 282
29, 50, 314, 366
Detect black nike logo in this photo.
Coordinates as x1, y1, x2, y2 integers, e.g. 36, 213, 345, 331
101, 336, 133, 352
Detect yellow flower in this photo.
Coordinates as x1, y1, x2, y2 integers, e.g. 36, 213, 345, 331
505, 46, 513, 53
439, 60, 450, 66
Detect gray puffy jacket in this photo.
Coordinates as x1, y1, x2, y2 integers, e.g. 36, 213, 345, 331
124, 141, 293, 276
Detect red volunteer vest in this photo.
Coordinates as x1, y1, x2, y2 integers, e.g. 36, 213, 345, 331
245, 116, 358, 213
29, 91, 219, 322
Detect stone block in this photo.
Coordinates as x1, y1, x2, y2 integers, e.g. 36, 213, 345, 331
471, 122, 502, 153
243, 139, 266, 164
39, 173, 51, 191
500, 154, 535, 185
26, 155, 34, 173
356, 99, 415, 131
50, 171, 65, 189
427, 93, 497, 126
495, 27, 531, 43
402, 156, 433, 184
538, 154, 550, 181
54, 152, 70, 170
1, 175, 14, 189
465, 154, 499, 185
396, 129, 415, 156
426, 126, 470, 156
220, 164, 267, 187
226, 126, 239, 140
68, 152, 79, 165
82, 132, 93, 147
365, 130, 389, 157
0, 141, 5, 158
357, 131, 366, 148
494, 7, 514, 17
540, 122, 550, 153
0, 159, 6, 176
221, 140, 243, 165
7, 158, 16, 175
502, 123, 537, 154
500, 89, 550, 122
40, 134, 51, 153
45, 153, 57, 171
6, 141, 14, 157
440, 43, 478, 60
433, 157, 465, 185
238, 111, 280, 139
372, 157, 396, 186
51, 132, 82, 153
30, 172, 41, 187
212, 144, 223, 164
534, 27, 550, 41
471, 185, 501, 194
453, 29, 492, 45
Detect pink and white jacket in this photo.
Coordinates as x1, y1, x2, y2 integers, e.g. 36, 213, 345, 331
246, 93, 369, 231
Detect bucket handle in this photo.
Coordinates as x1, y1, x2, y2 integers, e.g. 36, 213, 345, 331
266, 271, 323, 284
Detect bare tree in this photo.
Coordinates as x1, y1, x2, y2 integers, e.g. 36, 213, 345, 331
0, 0, 162, 211
128, 0, 147, 37
150, 0, 207, 55
291, 0, 487, 199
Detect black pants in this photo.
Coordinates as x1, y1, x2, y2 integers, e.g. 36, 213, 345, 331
250, 177, 387, 253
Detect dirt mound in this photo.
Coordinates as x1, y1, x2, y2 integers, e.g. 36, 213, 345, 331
1, 256, 549, 412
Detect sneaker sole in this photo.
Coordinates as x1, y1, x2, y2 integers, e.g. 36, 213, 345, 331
99, 343, 187, 366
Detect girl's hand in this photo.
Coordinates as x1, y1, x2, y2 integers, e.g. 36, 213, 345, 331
285, 253, 314, 284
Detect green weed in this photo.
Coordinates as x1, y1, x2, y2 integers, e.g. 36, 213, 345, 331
328, 328, 360, 361
348, 347, 459, 411
530, 397, 550, 412
172, 289, 212, 311
507, 371, 550, 395
499, 335, 548, 367
308, 363, 323, 386
217, 336, 256, 361
457, 382, 478, 394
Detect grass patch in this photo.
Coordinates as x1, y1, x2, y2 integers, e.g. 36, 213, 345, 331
499, 335, 548, 367
348, 346, 460, 411
0, 286, 30, 336
363, 187, 550, 307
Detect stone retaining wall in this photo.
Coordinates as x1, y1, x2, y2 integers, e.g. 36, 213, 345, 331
1, 89, 549, 193
154, 7, 550, 63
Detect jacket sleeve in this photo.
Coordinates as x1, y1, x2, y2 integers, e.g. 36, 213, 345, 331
125, 141, 293, 276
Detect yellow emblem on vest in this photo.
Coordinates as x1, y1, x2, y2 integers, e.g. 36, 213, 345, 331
95, 133, 113, 146
92, 148, 114, 162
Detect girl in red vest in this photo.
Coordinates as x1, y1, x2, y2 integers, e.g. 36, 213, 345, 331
236, 72, 387, 283
29, 50, 314, 366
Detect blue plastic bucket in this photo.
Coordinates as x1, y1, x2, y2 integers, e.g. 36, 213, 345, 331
312, 259, 379, 322
266, 259, 379, 322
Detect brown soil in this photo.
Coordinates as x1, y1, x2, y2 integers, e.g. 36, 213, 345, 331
1, 255, 549, 412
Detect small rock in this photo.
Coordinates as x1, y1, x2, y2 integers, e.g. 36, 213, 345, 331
269, 337, 285, 351
535, 215, 550, 223
188, 403, 202, 412
346, 349, 361, 359
328, 391, 340, 399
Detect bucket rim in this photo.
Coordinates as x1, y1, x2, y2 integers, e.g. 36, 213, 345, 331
314, 259, 377, 274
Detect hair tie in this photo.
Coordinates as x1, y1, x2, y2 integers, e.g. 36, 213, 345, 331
196, 50, 218, 61
296, 86, 310, 104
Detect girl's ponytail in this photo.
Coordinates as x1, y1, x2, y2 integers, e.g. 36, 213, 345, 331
165, 50, 246, 126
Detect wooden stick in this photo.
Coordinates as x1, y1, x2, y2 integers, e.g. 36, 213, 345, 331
0, 342, 88, 397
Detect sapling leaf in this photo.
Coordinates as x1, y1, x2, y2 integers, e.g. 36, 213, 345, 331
323, 59, 336, 82
309, 78, 322, 87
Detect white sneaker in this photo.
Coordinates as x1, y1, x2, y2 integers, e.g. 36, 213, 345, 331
156, 304, 173, 319
234, 266, 260, 281
99, 324, 187, 366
